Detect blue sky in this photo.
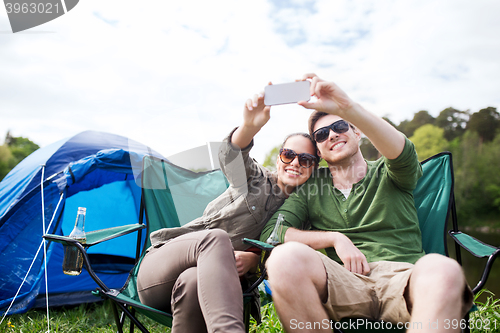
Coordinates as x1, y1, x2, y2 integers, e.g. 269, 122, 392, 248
1, 0, 499, 163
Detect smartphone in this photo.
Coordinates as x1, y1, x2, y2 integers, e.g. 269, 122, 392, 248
264, 81, 311, 106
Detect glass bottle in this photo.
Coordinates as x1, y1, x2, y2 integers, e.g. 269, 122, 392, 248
266, 213, 285, 246
62, 207, 87, 276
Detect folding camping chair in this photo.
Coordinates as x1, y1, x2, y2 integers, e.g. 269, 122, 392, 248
245, 152, 500, 333
44, 155, 268, 333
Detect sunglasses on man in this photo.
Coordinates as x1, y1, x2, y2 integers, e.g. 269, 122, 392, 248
312, 120, 350, 143
279, 148, 317, 168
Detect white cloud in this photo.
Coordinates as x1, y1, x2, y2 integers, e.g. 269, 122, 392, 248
0, 0, 499, 163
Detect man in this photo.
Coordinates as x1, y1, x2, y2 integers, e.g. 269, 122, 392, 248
260, 74, 472, 333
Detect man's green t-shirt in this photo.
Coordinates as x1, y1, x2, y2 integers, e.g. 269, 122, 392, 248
260, 137, 425, 264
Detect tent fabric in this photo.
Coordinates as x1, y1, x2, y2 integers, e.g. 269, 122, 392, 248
0, 131, 165, 315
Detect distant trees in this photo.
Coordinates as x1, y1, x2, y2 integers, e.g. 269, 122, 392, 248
380, 106, 500, 225
409, 124, 448, 161
371, 106, 500, 225
0, 131, 39, 181
262, 146, 279, 171
398, 110, 436, 138
466, 107, 500, 143
435, 107, 468, 141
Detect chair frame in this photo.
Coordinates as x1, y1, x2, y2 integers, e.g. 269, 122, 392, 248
44, 155, 269, 333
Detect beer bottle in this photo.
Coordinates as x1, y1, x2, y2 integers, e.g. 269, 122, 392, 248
266, 213, 284, 246
62, 207, 87, 275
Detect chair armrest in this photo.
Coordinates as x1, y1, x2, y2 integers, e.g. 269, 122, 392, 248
448, 231, 497, 258
43, 234, 83, 246
44, 223, 146, 247
243, 238, 275, 251
241, 238, 275, 295
449, 230, 500, 294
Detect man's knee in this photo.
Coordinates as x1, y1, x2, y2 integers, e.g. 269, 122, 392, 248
266, 242, 324, 284
267, 242, 310, 269
266, 242, 329, 304
412, 254, 465, 297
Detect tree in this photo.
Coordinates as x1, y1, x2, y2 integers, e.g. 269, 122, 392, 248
0, 132, 40, 181
359, 137, 380, 161
466, 107, 500, 143
0, 144, 14, 180
262, 146, 279, 171
6, 134, 40, 163
398, 110, 435, 137
435, 107, 468, 141
409, 124, 448, 161
451, 131, 500, 223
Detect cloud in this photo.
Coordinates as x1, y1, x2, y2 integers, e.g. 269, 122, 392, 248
0, 0, 499, 164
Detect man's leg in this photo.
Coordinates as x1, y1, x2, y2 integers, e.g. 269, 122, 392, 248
407, 254, 471, 333
266, 242, 331, 333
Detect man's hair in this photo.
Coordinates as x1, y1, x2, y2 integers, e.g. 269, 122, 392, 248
308, 111, 358, 138
308, 111, 330, 137
280, 132, 320, 167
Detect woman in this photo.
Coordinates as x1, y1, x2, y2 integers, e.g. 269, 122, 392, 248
137, 92, 318, 333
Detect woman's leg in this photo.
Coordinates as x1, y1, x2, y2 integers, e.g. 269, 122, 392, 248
137, 229, 245, 333
171, 267, 207, 333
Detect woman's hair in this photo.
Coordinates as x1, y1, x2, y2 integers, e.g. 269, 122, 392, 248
280, 132, 320, 167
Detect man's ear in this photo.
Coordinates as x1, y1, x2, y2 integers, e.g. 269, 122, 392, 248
352, 126, 363, 141
317, 148, 322, 158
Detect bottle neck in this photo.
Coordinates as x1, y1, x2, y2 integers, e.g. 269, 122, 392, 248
75, 213, 85, 231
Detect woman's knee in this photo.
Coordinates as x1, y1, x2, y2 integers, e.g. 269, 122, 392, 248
203, 228, 231, 243
198, 228, 232, 251
172, 267, 199, 306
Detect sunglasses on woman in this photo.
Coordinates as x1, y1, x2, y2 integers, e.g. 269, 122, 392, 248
312, 120, 350, 143
279, 148, 317, 168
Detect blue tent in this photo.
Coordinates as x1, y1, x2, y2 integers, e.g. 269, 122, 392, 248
0, 131, 166, 315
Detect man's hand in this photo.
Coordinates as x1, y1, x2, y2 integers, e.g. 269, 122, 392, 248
234, 251, 260, 277
331, 232, 370, 275
297, 73, 354, 116
296, 73, 405, 160
284, 228, 370, 275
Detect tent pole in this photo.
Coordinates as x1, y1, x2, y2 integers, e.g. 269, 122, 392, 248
40, 165, 51, 333
0, 191, 63, 325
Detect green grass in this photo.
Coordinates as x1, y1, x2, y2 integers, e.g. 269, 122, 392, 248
470, 290, 500, 333
250, 302, 283, 333
2, 289, 499, 333
0, 301, 171, 333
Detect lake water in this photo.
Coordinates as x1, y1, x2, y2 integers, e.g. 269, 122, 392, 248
446, 230, 499, 303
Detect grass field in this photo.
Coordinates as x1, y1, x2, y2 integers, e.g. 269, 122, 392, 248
1, 290, 498, 332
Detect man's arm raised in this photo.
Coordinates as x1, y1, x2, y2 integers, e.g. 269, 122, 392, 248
298, 73, 405, 160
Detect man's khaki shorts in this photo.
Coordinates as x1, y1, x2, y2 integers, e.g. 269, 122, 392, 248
317, 252, 472, 324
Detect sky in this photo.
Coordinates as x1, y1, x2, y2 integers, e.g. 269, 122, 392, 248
1, 0, 499, 164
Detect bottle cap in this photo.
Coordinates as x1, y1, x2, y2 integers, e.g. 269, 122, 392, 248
77, 207, 87, 213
